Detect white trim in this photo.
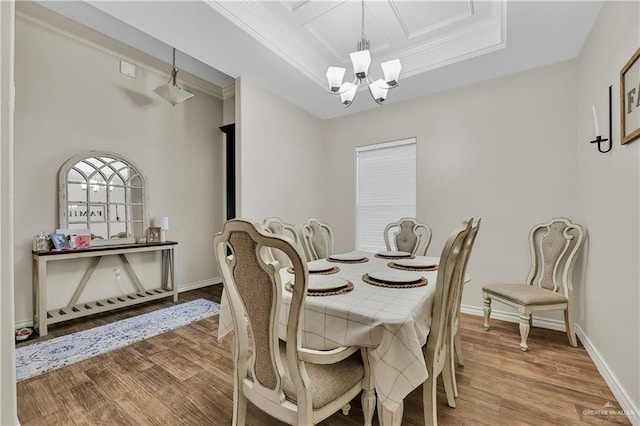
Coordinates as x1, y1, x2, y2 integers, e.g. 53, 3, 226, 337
356, 137, 416, 153
575, 325, 639, 426
462, 304, 638, 425
178, 278, 222, 293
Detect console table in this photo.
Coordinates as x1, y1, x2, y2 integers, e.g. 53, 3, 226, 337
32, 241, 178, 336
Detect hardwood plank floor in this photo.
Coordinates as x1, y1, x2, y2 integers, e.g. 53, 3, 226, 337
16, 285, 630, 425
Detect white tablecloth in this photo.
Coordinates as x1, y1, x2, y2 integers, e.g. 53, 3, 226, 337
217, 252, 441, 412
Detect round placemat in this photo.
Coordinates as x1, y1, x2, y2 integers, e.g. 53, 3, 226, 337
285, 281, 354, 296
326, 257, 369, 264
286, 266, 341, 275
362, 273, 427, 288
387, 262, 438, 272
375, 254, 414, 260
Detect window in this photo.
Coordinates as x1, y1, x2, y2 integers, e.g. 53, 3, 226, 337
58, 151, 148, 245
355, 138, 416, 252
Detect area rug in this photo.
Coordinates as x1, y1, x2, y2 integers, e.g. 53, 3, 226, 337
15, 298, 219, 382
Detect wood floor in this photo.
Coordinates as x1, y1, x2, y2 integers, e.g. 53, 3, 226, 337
16, 285, 630, 425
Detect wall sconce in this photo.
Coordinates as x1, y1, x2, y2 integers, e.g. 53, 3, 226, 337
590, 85, 612, 154
151, 216, 169, 242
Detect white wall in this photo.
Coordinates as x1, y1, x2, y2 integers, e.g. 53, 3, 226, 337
576, 1, 639, 419
323, 61, 579, 320
0, 0, 18, 423
236, 77, 328, 226
13, 13, 225, 324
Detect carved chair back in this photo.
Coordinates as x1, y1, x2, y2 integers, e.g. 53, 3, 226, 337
301, 218, 334, 260
262, 217, 305, 265
383, 218, 433, 255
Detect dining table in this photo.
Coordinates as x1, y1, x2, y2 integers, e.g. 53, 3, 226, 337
218, 251, 457, 425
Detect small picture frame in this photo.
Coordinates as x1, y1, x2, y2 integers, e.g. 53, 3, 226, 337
621, 46, 640, 145
50, 233, 69, 249
146, 227, 161, 243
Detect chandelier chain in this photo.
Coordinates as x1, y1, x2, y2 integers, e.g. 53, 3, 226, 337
361, 0, 366, 43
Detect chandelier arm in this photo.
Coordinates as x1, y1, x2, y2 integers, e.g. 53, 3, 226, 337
326, 76, 359, 95
367, 83, 386, 105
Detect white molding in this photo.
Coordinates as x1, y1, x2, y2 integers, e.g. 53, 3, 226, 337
178, 278, 222, 293
221, 83, 236, 100
575, 325, 639, 426
462, 304, 639, 425
15, 279, 223, 329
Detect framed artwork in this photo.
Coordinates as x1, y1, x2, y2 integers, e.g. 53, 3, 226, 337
50, 233, 69, 249
621, 46, 640, 145
146, 227, 161, 243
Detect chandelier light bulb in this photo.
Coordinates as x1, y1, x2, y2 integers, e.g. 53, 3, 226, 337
350, 49, 371, 79
326, 67, 347, 92
381, 59, 401, 87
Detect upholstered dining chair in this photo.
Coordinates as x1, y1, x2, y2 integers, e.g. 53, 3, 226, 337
262, 217, 306, 265
383, 218, 432, 256
448, 217, 481, 399
482, 217, 586, 351
301, 218, 334, 261
422, 218, 471, 425
213, 219, 375, 426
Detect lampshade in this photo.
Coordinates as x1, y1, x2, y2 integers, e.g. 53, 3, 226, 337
154, 84, 194, 106
369, 79, 388, 103
151, 216, 169, 230
350, 49, 371, 79
339, 82, 358, 106
381, 59, 401, 87
326, 67, 346, 92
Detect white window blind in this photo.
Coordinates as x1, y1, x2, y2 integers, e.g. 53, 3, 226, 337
356, 138, 416, 252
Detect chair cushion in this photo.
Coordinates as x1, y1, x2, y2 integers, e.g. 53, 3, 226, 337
483, 283, 568, 306
280, 342, 364, 409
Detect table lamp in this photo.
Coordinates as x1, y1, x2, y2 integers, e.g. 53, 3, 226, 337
151, 216, 169, 242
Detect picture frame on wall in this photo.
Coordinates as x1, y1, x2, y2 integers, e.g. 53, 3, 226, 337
621, 46, 640, 145
146, 227, 161, 243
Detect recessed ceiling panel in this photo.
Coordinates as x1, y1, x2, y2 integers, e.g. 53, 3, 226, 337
391, 1, 472, 39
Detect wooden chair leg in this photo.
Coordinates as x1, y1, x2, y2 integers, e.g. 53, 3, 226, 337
564, 307, 578, 347
442, 358, 456, 408
341, 404, 351, 415
423, 375, 438, 426
519, 313, 531, 351
454, 331, 465, 367
232, 381, 247, 426
482, 295, 492, 330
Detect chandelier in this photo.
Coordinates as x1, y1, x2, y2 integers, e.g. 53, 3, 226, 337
154, 47, 194, 106
326, 0, 401, 107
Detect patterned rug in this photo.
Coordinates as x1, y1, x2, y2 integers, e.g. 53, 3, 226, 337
15, 298, 219, 382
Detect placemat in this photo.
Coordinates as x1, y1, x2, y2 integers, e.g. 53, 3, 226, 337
362, 273, 428, 289
286, 266, 341, 275
285, 281, 354, 296
326, 257, 369, 264
387, 262, 438, 272
375, 254, 414, 260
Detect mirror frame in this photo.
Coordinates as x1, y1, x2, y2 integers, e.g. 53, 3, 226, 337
58, 150, 149, 246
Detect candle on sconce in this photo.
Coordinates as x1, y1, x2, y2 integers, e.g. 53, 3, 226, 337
592, 105, 600, 136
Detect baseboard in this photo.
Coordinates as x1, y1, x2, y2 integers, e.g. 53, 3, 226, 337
178, 278, 222, 293
460, 304, 566, 331
461, 304, 638, 425
14, 278, 224, 329
575, 325, 639, 426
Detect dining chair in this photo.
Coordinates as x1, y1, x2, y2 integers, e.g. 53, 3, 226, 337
262, 217, 306, 265
383, 218, 432, 256
301, 218, 334, 260
448, 217, 481, 399
482, 217, 586, 351
213, 219, 375, 426
422, 218, 471, 425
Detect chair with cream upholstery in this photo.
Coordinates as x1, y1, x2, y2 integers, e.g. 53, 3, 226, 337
301, 218, 334, 261
422, 218, 471, 425
213, 219, 375, 426
448, 217, 481, 399
262, 217, 306, 265
383, 218, 432, 256
482, 217, 586, 351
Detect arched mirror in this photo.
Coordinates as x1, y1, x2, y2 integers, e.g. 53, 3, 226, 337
58, 151, 148, 245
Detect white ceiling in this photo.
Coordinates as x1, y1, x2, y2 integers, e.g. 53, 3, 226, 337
37, 1, 603, 120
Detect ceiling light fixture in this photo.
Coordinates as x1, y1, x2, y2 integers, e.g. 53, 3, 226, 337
154, 47, 194, 106
326, 0, 401, 107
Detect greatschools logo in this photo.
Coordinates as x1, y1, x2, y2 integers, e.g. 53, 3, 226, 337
582, 401, 635, 421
